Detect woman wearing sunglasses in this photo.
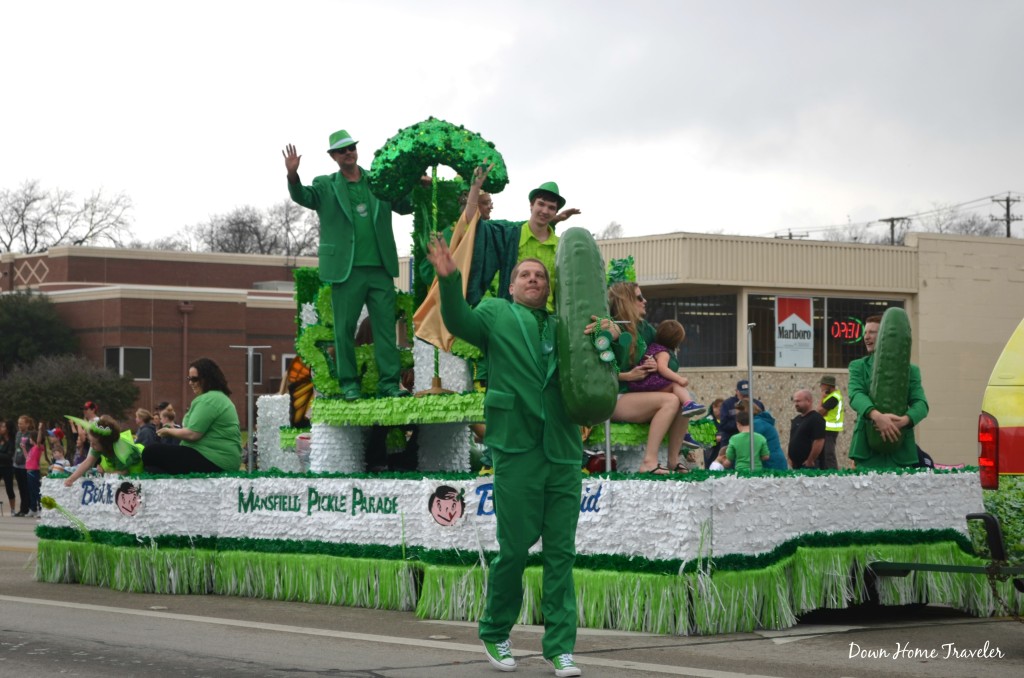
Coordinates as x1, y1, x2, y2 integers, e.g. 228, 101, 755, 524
142, 357, 242, 474
607, 282, 696, 475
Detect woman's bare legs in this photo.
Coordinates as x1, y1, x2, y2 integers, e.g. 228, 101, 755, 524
612, 391, 680, 473
666, 411, 692, 470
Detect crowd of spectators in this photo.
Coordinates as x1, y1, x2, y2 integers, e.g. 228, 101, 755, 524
0, 357, 242, 515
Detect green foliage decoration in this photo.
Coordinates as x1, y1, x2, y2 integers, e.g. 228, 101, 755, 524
38, 535, 1018, 634
296, 284, 415, 397
606, 256, 636, 285
315, 285, 334, 327
352, 344, 415, 397
279, 427, 309, 450
35, 524, 973, 578
367, 117, 508, 205
293, 267, 323, 308
450, 337, 483, 362
295, 324, 340, 396
311, 392, 483, 427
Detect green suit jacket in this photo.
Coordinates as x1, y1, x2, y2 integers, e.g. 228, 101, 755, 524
439, 271, 582, 464
848, 353, 929, 466
465, 219, 523, 306
288, 167, 403, 283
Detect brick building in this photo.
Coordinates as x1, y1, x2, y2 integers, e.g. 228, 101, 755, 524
1, 246, 318, 430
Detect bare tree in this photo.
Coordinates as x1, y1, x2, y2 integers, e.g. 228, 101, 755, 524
0, 180, 132, 253
126, 234, 195, 251
0, 180, 47, 253
267, 200, 320, 256
190, 201, 319, 256
917, 203, 1003, 238
595, 221, 623, 240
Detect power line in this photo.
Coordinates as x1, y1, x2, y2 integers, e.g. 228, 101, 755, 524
761, 191, 1024, 239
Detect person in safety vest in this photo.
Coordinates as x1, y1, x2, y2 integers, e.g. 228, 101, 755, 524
815, 375, 843, 469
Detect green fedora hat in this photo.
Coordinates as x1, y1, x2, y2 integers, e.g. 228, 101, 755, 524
327, 129, 358, 152
528, 181, 566, 210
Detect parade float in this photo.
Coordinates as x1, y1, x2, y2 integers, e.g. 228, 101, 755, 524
37, 119, 1023, 635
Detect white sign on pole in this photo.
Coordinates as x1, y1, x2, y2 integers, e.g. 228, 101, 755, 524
775, 297, 813, 367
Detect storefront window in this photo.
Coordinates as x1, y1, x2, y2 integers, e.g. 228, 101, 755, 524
747, 295, 903, 368
646, 295, 737, 367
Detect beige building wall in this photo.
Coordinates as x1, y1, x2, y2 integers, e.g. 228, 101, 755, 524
910, 233, 1024, 464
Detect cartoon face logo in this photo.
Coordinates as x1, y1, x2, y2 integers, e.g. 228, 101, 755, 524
115, 482, 142, 517
428, 485, 465, 526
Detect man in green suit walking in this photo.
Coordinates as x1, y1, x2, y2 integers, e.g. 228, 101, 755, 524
427, 235, 583, 677
283, 131, 409, 400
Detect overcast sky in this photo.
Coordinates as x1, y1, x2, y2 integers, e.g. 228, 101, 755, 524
3, 0, 1022, 254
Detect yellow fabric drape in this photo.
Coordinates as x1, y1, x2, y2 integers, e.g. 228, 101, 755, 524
412, 210, 480, 351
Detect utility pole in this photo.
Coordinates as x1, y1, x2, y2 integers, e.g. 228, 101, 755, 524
990, 194, 1021, 238
230, 344, 271, 472
878, 217, 909, 246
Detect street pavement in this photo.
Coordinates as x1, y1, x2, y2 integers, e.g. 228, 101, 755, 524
1, 508, 1022, 677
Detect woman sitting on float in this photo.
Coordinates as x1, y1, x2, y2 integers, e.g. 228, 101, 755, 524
606, 281, 700, 475
142, 357, 242, 475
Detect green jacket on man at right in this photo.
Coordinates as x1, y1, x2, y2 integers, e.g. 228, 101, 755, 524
848, 353, 929, 468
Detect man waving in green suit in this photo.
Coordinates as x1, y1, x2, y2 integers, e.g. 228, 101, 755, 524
428, 235, 583, 677
283, 131, 409, 400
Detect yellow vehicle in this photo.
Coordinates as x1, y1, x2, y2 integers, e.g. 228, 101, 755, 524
977, 316, 1024, 567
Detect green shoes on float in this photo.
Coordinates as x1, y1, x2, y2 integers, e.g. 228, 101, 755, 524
546, 653, 581, 677
341, 385, 361, 401
482, 639, 516, 671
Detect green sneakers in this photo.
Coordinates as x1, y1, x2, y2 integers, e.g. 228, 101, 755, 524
546, 653, 582, 677
482, 639, 516, 671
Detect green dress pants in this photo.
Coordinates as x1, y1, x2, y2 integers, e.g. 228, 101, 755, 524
330, 266, 402, 394
479, 444, 581, 658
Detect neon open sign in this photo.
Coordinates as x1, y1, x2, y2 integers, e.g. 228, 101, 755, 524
830, 318, 863, 344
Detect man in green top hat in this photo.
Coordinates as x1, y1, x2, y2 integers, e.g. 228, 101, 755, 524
282, 131, 410, 400
460, 164, 580, 312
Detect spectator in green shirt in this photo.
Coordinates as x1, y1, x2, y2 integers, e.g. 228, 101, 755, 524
718, 408, 770, 471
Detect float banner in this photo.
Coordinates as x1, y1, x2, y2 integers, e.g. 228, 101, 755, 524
776, 297, 813, 367
40, 472, 982, 564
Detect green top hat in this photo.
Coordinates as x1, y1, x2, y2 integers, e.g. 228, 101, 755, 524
528, 181, 566, 210
327, 129, 357, 152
